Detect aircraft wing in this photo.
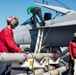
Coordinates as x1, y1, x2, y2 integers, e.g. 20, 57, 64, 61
33, 20, 76, 29
35, 2, 73, 14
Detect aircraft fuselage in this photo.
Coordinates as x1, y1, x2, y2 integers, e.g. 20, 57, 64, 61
13, 12, 76, 47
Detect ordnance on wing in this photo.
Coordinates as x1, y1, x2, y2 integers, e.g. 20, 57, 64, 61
16, 66, 68, 75
0, 53, 53, 63
52, 48, 68, 61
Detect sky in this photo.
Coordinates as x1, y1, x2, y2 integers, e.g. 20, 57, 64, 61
0, 0, 76, 30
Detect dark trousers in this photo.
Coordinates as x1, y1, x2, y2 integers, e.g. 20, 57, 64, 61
67, 57, 74, 75
32, 7, 44, 27
1, 63, 11, 75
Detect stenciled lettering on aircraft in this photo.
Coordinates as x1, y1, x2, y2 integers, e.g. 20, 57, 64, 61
50, 21, 55, 25
20, 38, 25, 42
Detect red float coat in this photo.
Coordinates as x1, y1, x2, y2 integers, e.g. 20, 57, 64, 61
0, 32, 8, 53
1, 27, 21, 53
68, 41, 76, 59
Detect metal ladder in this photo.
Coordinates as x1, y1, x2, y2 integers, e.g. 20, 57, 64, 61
34, 29, 44, 53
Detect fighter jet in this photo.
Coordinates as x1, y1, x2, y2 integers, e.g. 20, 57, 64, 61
13, 0, 76, 53
0, 1, 73, 75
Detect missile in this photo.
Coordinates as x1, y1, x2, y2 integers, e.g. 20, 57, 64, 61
16, 66, 68, 75
44, 65, 56, 71
13, 65, 56, 75
0, 53, 26, 63
59, 59, 68, 66
33, 66, 55, 75
35, 69, 44, 75
52, 48, 68, 61
0, 53, 53, 63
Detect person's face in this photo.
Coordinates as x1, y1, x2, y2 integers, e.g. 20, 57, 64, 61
74, 33, 76, 37
11, 24, 18, 29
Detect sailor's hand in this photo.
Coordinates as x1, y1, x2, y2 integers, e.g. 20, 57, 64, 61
20, 49, 24, 53
71, 57, 74, 61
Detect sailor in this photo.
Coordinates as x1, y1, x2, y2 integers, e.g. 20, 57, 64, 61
67, 32, 76, 75
0, 16, 24, 75
27, 6, 45, 28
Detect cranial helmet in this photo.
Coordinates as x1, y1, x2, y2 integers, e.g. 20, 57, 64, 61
7, 16, 19, 26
